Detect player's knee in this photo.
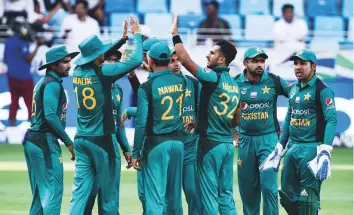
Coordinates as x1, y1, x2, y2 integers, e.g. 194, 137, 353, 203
298, 187, 320, 215
279, 189, 298, 215
261, 180, 277, 195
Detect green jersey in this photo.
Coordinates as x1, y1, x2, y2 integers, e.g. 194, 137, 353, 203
235, 70, 289, 136
279, 74, 337, 146
30, 71, 72, 146
73, 34, 143, 136
196, 66, 240, 143
111, 83, 131, 153
180, 74, 200, 142
133, 69, 186, 159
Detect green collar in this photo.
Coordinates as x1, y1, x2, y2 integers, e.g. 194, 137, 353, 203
240, 69, 268, 82
47, 71, 62, 81
299, 74, 317, 88
149, 69, 172, 79
212, 66, 230, 73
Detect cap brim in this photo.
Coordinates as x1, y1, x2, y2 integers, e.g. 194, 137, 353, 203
246, 53, 268, 60
74, 43, 112, 66
289, 55, 307, 61
38, 51, 80, 70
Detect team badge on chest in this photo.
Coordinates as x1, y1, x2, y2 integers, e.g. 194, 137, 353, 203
251, 92, 257, 99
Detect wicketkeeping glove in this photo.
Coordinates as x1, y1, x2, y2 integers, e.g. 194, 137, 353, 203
259, 142, 287, 172
307, 144, 333, 181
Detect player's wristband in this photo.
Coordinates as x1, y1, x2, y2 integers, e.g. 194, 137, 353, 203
173, 35, 183, 46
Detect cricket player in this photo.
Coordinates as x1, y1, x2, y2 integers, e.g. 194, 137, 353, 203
234, 47, 289, 215
132, 42, 186, 215
84, 44, 133, 214
171, 15, 239, 214
23, 45, 77, 214
263, 50, 337, 214
121, 37, 161, 214
68, 16, 143, 215
169, 48, 201, 215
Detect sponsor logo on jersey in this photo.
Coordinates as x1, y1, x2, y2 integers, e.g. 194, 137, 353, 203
241, 102, 270, 111
62, 103, 67, 111
251, 92, 257, 99
241, 88, 247, 95
291, 108, 310, 115
326, 98, 333, 106
295, 96, 300, 103
183, 105, 194, 113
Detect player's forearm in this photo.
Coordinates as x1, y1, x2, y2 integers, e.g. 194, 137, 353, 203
45, 114, 73, 146
133, 127, 145, 159
128, 73, 140, 94
323, 113, 337, 145
126, 107, 137, 118
112, 37, 128, 50
173, 35, 199, 77
116, 127, 131, 153
279, 106, 291, 147
102, 33, 143, 78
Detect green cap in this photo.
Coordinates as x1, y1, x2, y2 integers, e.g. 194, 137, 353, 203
39, 45, 79, 70
170, 47, 176, 55
143, 38, 161, 54
148, 42, 171, 61
290, 50, 317, 64
74, 35, 114, 66
243, 47, 268, 60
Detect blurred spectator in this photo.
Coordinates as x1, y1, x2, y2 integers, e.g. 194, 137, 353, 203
273, 4, 308, 50
60, 0, 100, 52
3, 18, 44, 126
197, 1, 231, 45
86, 0, 104, 26
0, 0, 35, 25
34, 0, 72, 28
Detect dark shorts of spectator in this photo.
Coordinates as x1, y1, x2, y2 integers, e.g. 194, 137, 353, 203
7, 76, 34, 121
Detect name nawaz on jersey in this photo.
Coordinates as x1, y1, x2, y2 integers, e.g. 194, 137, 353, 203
158, 84, 184, 95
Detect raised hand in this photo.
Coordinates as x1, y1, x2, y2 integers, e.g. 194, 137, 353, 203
171, 14, 179, 36
122, 19, 128, 39
130, 15, 141, 35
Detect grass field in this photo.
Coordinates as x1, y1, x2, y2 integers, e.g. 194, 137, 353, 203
0, 144, 352, 215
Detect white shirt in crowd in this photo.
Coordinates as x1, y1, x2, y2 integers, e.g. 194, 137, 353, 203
61, 14, 100, 52
273, 18, 308, 51
0, 0, 39, 23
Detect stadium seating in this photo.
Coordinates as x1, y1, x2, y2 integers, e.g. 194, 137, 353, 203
178, 14, 203, 29
137, 0, 168, 13
310, 39, 340, 51
244, 15, 274, 40
273, 0, 305, 17
104, 0, 135, 14
348, 17, 353, 41
239, 0, 270, 15
314, 16, 344, 41
221, 15, 242, 39
306, 0, 338, 17
144, 13, 173, 39
110, 13, 140, 27
170, 0, 202, 14
342, 0, 353, 18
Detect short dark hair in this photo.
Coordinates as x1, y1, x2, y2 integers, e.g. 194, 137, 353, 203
104, 49, 122, 61
282, 4, 294, 13
76, 0, 88, 9
151, 58, 170, 67
206, 0, 219, 9
215, 40, 237, 65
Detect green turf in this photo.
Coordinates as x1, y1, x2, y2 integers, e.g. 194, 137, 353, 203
0, 144, 352, 215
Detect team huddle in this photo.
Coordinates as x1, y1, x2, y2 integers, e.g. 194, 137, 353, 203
23, 15, 337, 215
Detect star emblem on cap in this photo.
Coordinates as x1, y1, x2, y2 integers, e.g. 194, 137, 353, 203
304, 92, 311, 101
185, 89, 191, 97
262, 85, 270, 94
296, 50, 304, 56
59, 155, 63, 163
237, 159, 243, 166
116, 94, 121, 102
256, 47, 263, 53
